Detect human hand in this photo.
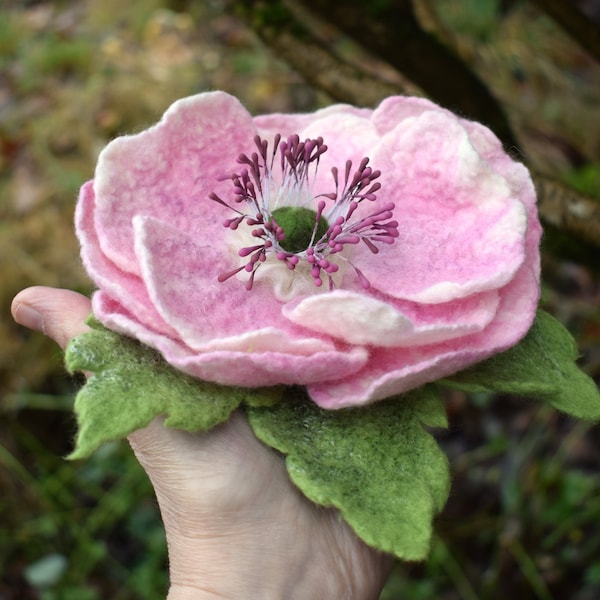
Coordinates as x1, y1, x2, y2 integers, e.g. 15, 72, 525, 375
12, 286, 392, 599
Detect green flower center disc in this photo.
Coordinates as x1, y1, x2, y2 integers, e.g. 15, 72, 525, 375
272, 206, 330, 254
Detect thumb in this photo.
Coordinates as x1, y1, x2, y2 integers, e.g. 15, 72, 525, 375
12, 286, 92, 350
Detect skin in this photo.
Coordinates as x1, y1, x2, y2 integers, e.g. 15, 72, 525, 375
11, 286, 392, 599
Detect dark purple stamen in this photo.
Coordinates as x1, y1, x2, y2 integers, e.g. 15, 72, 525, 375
209, 134, 399, 290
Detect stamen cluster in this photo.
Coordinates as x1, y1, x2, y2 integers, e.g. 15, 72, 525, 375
209, 134, 399, 290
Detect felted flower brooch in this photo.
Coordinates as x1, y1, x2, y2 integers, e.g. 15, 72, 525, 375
66, 91, 600, 559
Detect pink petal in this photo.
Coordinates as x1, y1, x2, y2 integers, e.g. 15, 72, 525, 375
360, 110, 528, 302
134, 215, 341, 355
308, 254, 540, 409
76, 181, 178, 338
297, 113, 379, 172
254, 104, 373, 142
93, 92, 258, 276
80, 93, 542, 407
463, 120, 539, 217
92, 291, 195, 361
92, 291, 369, 387
371, 95, 447, 133
174, 347, 369, 388
282, 289, 500, 347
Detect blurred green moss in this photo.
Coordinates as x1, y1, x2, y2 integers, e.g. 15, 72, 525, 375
562, 164, 600, 199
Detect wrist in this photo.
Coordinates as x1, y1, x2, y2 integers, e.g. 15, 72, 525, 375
167, 585, 224, 600
164, 513, 391, 600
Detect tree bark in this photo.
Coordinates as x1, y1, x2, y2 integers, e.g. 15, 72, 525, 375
227, 0, 600, 249
297, 0, 518, 148
230, 0, 406, 106
530, 0, 600, 64
533, 171, 600, 248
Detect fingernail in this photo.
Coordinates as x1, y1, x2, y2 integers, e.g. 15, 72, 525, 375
13, 302, 45, 333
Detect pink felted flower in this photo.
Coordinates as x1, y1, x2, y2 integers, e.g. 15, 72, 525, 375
76, 91, 541, 408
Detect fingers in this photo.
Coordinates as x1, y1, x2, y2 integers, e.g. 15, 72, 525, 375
11, 286, 92, 350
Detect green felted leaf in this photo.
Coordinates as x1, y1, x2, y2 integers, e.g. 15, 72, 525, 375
441, 310, 600, 420
65, 316, 283, 459
246, 385, 450, 560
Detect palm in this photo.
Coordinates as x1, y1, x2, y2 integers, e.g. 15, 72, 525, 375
129, 412, 391, 598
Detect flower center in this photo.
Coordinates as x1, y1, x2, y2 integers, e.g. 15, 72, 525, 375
271, 206, 330, 254
209, 134, 399, 291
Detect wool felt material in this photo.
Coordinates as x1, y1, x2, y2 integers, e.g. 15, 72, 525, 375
65, 317, 451, 560
64, 309, 599, 559
65, 316, 283, 459
247, 385, 450, 561
442, 310, 600, 421
75, 91, 542, 409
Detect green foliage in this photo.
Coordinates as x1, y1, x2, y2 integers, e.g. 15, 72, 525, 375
253, 2, 291, 28
0, 15, 20, 70
381, 404, 600, 599
0, 425, 167, 598
248, 386, 450, 560
65, 316, 282, 459
53, 308, 600, 567
436, 0, 501, 41
64, 317, 450, 560
563, 164, 600, 199
368, 0, 393, 19
25, 34, 94, 78
442, 310, 600, 421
